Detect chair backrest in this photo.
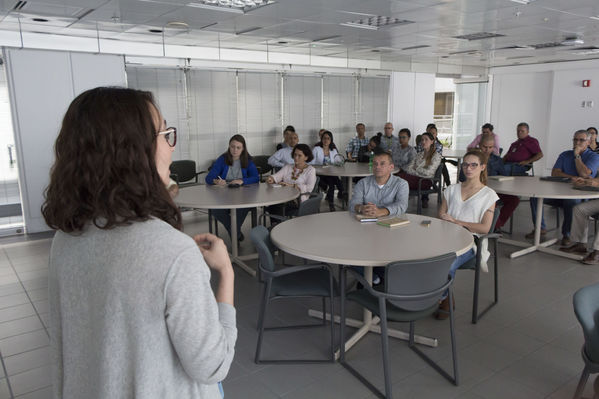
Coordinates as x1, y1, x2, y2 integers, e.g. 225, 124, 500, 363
489, 208, 500, 233
574, 283, 599, 362
384, 252, 456, 311
252, 155, 272, 176
434, 163, 444, 180
312, 176, 320, 193
170, 160, 198, 184
297, 192, 323, 217
250, 226, 277, 273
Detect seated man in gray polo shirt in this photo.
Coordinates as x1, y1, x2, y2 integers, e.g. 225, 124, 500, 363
350, 150, 409, 217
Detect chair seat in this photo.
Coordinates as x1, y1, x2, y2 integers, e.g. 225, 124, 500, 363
271, 268, 338, 297
347, 289, 439, 322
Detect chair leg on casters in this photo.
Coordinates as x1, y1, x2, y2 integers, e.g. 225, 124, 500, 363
471, 249, 483, 324
329, 272, 335, 362
493, 239, 499, 304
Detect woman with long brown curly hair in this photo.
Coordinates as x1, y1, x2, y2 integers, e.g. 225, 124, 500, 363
43, 87, 236, 398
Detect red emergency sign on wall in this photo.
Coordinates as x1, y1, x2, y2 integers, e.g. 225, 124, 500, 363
583, 80, 591, 87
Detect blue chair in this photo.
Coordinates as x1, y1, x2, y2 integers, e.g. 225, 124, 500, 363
250, 225, 338, 364
572, 282, 599, 399
340, 253, 458, 398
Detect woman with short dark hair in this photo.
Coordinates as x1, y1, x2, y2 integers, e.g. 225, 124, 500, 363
43, 87, 236, 398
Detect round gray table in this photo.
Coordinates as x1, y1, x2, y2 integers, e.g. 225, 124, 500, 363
487, 176, 599, 259
271, 212, 473, 352
176, 183, 299, 275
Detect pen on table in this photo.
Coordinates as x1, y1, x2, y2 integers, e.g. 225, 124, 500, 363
217, 176, 223, 181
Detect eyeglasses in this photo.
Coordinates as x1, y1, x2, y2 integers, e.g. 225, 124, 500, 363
462, 162, 480, 169
157, 127, 177, 147
573, 138, 588, 142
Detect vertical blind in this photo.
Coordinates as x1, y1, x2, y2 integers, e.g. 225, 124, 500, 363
283, 75, 322, 145
323, 75, 356, 149
359, 76, 389, 137
126, 66, 389, 168
238, 72, 281, 156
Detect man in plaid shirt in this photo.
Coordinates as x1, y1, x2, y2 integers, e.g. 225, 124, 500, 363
346, 123, 370, 161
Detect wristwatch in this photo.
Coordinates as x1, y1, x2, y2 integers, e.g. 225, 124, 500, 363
575, 154, 582, 160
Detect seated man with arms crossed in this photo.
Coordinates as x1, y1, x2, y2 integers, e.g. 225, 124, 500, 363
349, 150, 409, 218
561, 176, 599, 264
502, 122, 543, 176
268, 131, 299, 168
349, 150, 409, 284
528, 129, 599, 245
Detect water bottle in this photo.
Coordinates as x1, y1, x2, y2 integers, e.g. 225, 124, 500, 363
368, 151, 374, 172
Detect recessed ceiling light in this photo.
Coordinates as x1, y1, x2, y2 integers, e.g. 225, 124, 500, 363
510, 0, 537, 4
340, 16, 414, 30
277, 41, 288, 44
187, 0, 275, 14
166, 21, 189, 29
32, 18, 48, 22
454, 32, 505, 41
149, 28, 163, 33
591, 16, 599, 21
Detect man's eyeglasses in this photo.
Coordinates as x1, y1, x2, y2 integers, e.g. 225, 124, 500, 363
157, 127, 177, 147
573, 138, 588, 142
462, 162, 480, 169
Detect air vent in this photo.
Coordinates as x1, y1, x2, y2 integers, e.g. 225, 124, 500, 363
340, 16, 414, 31
402, 44, 430, 50
530, 42, 565, 49
12, 1, 26, 11
454, 32, 505, 41
448, 49, 481, 55
506, 55, 534, 60
235, 26, 261, 35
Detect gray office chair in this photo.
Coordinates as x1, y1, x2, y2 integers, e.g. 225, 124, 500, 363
340, 252, 458, 399
169, 160, 203, 187
250, 225, 338, 364
408, 163, 444, 214
573, 282, 599, 399
458, 208, 501, 324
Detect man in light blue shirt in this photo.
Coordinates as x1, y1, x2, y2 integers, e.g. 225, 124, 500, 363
268, 131, 298, 168
349, 150, 409, 217
528, 129, 599, 245
380, 122, 399, 154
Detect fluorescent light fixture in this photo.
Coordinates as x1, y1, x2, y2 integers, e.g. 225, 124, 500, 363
340, 16, 414, 31
187, 0, 274, 13
510, 0, 537, 4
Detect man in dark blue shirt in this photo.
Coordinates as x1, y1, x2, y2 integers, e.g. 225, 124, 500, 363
528, 129, 599, 245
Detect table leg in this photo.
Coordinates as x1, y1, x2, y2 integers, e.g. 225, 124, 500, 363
501, 197, 583, 260
348, 177, 353, 202
229, 209, 256, 277
308, 266, 438, 360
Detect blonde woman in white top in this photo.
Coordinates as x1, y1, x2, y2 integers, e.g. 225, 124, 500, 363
312, 130, 345, 211
436, 149, 499, 319
398, 132, 442, 189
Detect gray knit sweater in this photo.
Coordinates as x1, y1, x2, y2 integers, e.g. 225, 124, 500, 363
49, 218, 237, 398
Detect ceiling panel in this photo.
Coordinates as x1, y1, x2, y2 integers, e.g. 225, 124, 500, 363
1, 0, 599, 68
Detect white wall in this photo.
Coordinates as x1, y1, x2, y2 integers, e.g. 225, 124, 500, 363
489, 71, 553, 172
4, 49, 126, 233
490, 59, 599, 174
387, 72, 435, 143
